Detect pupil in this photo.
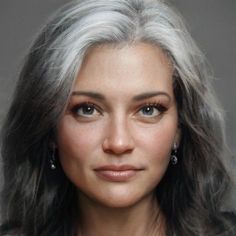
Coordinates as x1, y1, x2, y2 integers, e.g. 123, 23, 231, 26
83, 106, 93, 114
144, 106, 153, 115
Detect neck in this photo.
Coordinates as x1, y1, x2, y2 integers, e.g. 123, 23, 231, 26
76, 193, 165, 236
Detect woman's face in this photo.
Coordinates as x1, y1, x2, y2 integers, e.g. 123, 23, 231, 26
57, 43, 180, 208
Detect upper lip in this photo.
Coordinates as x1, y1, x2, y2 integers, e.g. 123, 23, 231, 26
94, 165, 144, 171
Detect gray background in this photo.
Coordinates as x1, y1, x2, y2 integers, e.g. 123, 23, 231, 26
0, 0, 235, 207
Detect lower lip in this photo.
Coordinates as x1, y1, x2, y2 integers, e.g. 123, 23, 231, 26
95, 170, 139, 182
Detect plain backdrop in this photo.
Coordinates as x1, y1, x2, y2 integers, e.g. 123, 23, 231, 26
0, 0, 235, 208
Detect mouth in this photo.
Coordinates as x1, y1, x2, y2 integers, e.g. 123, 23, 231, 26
94, 165, 144, 182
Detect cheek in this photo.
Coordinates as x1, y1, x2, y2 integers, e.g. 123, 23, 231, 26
56, 117, 104, 169
135, 117, 178, 162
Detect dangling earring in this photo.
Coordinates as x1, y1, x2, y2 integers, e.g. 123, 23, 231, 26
170, 143, 178, 165
50, 146, 56, 170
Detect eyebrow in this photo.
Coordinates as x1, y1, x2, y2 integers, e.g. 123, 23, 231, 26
132, 91, 171, 101
71, 91, 105, 100
71, 90, 171, 101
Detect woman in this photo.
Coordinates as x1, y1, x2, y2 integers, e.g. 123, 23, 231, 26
0, 0, 235, 235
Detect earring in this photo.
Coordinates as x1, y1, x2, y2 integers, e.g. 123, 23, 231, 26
170, 143, 178, 165
49, 146, 56, 170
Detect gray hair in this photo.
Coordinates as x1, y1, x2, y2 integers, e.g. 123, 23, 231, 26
29, 0, 224, 141
1, 0, 233, 235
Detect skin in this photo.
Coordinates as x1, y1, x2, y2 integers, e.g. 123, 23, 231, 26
57, 43, 180, 235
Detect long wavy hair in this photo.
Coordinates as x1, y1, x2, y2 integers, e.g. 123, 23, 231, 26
1, 0, 235, 235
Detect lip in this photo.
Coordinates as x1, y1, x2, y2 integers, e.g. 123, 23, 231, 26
94, 165, 144, 182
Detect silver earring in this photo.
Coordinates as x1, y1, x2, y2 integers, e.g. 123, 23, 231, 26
170, 143, 178, 165
50, 147, 56, 170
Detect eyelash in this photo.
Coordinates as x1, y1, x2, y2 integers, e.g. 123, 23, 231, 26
70, 102, 167, 119
137, 103, 167, 117
71, 102, 102, 118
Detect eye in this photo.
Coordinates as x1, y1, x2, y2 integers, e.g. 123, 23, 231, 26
71, 103, 101, 118
138, 104, 167, 118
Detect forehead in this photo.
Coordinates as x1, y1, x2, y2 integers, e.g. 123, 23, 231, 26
73, 43, 174, 96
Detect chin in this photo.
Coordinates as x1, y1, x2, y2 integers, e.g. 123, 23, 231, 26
101, 198, 140, 209
85, 190, 154, 209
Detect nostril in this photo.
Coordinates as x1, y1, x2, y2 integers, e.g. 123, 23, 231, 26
102, 137, 134, 155
102, 118, 135, 155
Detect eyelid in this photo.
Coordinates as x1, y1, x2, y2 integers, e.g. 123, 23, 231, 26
139, 103, 167, 112
136, 99, 168, 110
135, 102, 168, 120
71, 102, 103, 117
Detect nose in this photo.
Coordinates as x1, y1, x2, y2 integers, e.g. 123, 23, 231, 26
102, 117, 135, 155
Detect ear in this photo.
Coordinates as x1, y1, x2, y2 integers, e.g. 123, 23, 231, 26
174, 127, 181, 147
